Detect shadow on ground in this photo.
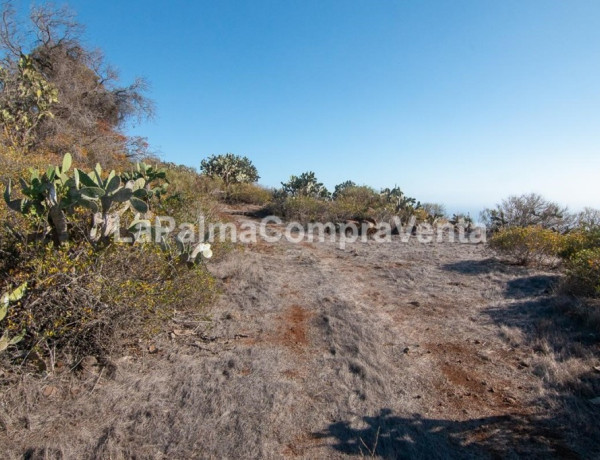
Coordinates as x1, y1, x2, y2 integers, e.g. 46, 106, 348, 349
441, 258, 519, 276
504, 275, 561, 299
479, 271, 600, 458
313, 408, 580, 459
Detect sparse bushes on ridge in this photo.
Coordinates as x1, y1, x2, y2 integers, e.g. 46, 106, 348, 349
269, 174, 431, 227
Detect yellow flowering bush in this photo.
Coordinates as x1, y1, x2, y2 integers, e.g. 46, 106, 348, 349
489, 226, 565, 266
564, 248, 600, 297
560, 229, 600, 260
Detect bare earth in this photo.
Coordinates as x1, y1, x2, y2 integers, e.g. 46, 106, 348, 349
2, 212, 599, 459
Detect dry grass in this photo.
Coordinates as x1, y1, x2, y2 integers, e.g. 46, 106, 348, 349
1, 210, 599, 458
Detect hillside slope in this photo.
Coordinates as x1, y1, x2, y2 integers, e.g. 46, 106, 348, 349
1, 212, 599, 459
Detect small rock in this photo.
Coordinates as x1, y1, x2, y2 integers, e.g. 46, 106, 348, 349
409, 301, 420, 307
593, 366, 600, 373
474, 339, 481, 345
70, 386, 81, 396
42, 386, 58, 397
148, 345, 158, 354
81, 356, 98, 368
403, 347, 410, 354
488, 387, 495, 393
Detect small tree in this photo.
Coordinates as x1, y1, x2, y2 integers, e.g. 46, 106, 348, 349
200, 153, 259, 189
481, 193, 570, 232
281, 171, 330, 199
332, 180, 356, 200
421, 202, 447, 223
0, 2, 153, 160
574, 207, 600, 231
380, 186, 420, 214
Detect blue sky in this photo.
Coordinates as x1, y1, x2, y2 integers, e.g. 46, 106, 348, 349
18, 1, 600, 215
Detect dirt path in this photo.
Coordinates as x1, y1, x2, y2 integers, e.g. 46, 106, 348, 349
2, 213, 599, 459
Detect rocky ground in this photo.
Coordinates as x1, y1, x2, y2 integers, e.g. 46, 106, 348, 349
1, 212, 600, 459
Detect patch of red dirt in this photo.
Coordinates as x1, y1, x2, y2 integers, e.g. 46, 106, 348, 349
426, 341, 529, 417
277, 305, 312, 351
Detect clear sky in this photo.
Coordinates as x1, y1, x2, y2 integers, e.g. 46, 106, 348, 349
18, 1, 600, 215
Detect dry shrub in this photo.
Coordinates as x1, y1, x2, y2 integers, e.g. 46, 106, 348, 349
489, 226, 564, 266
270, 195, 332, 225
155, 163, 222, 224
0, 232, 218, 367
226, 182, 273, 205
329, 185, 380, 221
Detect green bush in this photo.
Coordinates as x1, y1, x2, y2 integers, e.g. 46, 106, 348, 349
489, 226, 564, 266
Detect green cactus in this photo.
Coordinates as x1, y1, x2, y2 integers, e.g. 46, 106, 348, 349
4, 153, 75, 243
380, 186, 419, 212
121, 162, 169, 201
0, 282, 27, 353
74, 163, 149, 241
175, 236, 213, 264
3, 154, 166, 244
